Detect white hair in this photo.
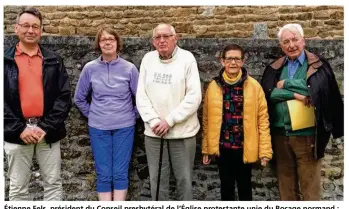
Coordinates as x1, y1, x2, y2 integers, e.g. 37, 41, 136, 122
277, 23, 304, 40
152, 23, 176, 37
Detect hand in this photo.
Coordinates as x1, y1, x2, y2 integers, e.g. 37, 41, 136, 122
294, 93, 312, 107
152, 118, 170, 137
276, 80, 285, 89
202, 154, 212, 165
34, 127, 47, 143
261, 157, 270, 167
20, 127, 39, 144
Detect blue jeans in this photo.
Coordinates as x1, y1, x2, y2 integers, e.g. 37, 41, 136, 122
89, 125, 135, 192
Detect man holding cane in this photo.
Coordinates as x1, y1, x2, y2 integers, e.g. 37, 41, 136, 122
136, 23, 202, 200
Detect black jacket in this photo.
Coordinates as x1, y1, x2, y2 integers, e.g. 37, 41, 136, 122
4, 43, 72, 144
261, 50, 344, 159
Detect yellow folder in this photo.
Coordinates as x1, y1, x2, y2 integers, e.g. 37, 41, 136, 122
286, 99, 315, 131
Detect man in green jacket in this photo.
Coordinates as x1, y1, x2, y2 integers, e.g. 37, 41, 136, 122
261, 23, 343, 200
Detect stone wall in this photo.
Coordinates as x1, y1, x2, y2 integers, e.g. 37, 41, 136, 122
4, 5, 344, 39
3, 35, 344, 201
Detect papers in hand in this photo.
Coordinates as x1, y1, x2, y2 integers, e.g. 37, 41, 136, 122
287, 99, 315, 131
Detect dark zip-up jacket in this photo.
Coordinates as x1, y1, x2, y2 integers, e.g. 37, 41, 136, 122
4, 43, 72, 145
261, 50, 343, 159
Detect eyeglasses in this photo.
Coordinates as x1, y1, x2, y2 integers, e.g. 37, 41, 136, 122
224, 57, 243, 63
17, 23, 41, 31
99, 38, 116, 44
152, 34, 174, 41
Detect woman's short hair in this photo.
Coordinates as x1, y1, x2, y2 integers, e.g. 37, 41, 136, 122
94, 27, 123, 53
221, 44, 245, 59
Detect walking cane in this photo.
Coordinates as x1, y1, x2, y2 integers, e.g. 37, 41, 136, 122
156, 137, 164, 201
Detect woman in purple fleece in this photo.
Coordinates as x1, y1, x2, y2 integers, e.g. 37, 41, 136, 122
74, 28, 139, 201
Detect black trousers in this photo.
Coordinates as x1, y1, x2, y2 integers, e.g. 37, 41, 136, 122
218, 148, 253, 200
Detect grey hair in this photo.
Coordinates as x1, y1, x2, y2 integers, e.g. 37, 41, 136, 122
152, 23, 176, 37
16, 7, 43, 25
277, 23, 304, 40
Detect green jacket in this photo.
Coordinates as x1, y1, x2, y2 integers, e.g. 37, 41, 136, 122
269, 58, 315, 136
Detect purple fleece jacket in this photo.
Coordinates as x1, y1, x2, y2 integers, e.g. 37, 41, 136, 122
74, 56, 139, 130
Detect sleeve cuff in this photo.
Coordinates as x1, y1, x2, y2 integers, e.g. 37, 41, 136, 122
37, 122, 49, 134
148, 118, 161, 128
284, 79, 290, 89
165, 115, 175, 127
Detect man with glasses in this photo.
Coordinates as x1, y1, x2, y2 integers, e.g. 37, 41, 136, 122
261, 23, 343, 200
136, 23, 202, 200
4, 8, 71, 200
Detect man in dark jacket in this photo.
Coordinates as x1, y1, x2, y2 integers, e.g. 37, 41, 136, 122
261, 23, 343, 201
4, 8, 71, 201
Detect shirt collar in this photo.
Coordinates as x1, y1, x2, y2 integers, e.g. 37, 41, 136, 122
286, 50, 305, 65
159, 46, 178, 60
98, 55, 120, 64
15, 43, 43, 58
